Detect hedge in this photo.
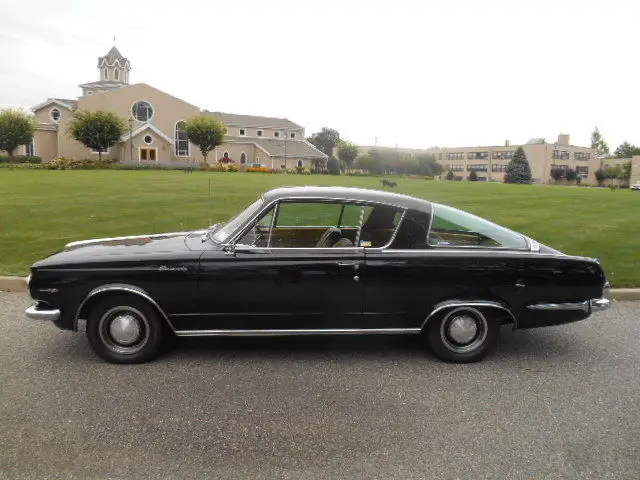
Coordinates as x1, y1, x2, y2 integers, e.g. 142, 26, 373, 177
0, 155, 42, 164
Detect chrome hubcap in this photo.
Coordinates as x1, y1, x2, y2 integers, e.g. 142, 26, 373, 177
98, 306, 150, 355
440, 307, 488, 353
448, 315, 478, 344
109, 314, 141, 345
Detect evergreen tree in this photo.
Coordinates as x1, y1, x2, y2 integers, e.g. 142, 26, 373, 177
468, 170, 478, 181
504, 146, 532, 184
445, 169, 455, 181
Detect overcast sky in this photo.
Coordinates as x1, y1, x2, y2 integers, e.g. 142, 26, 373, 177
0, 0, 638, 149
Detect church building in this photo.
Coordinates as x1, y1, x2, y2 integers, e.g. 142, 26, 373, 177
25, 47, 327, 169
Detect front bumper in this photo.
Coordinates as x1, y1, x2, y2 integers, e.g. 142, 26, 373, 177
526, 297, 610, 313
25, 303, 61, 322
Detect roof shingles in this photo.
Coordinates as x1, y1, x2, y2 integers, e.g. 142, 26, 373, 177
205, 111, 301, 130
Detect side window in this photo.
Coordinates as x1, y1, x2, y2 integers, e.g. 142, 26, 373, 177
390, 210, 430, 249
358, 205, 403, 247
428, 204, 528, 249
276, 202, 342, 227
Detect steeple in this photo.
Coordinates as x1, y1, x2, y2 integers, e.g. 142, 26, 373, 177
97, 46, 131, 84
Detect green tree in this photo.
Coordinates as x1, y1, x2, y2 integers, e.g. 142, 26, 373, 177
565, 168, 578, 183
550, 167, 565, 183
336, 140, 359, 172
504, 146, 532, 184
604, 165, 622, 180
355, 152, 382, 174
594, 168, 605, 187
591, 127, 610, 166
613, 141, 640, 158
416, 153, 443, 176
621, 161, 632, 182
0, 109, 36, 159
67, 110, 126, 162
183, 116, 226, 165
307, 127, 340, 156
327, 156, 340, 175
445, 170, 455, 181
468, 170, 478, 181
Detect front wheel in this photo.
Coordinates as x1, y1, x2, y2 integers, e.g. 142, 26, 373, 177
86, 294, 167, 364
425, 306, 499, 363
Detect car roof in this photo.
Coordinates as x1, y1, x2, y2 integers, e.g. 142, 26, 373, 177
262, 186, 432, 214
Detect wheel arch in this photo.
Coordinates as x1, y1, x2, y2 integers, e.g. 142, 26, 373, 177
421, 299, 517, 331
74, 283, 176, 333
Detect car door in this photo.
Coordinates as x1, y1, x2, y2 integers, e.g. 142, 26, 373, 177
269, 200, 366, 330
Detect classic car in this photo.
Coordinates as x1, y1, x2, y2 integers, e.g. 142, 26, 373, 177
631, 183, 640, 191
25, 186, 610, 364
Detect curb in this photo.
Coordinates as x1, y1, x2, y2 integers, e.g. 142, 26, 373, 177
2, 275, 640, 301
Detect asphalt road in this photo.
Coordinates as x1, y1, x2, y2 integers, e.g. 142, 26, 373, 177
1, 292, 639, 480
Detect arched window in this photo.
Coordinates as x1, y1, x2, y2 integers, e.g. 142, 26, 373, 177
103, 68, 108, 80
175, 121, 189, 156
240, 153, 247, 164
50, 108, 61, 122
297, 159, 303, 168
114, 69, 120, 81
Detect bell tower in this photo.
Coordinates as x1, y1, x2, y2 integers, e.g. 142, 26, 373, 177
97, 46, 131, 84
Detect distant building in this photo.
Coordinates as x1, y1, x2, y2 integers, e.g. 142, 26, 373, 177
19, 46, 327, 169
360, 134, 604, 185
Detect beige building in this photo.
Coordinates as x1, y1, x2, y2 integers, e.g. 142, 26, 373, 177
19, 47, 327, 169
360, 135, 610, 185
432, 134, 599, 185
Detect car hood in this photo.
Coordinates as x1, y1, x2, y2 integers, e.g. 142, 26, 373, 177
32, 231, 208, 269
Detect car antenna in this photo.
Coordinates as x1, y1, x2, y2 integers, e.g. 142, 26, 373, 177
208, 179, 212, 227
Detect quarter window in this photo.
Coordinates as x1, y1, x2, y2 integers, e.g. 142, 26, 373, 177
131, 101, 154, 122
428, 204, 528, 249
175, 121, 189, 156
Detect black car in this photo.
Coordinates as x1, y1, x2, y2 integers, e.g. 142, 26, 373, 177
25, 186, 610, 364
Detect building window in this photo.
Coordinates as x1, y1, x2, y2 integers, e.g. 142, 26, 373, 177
576, 166, 589, 175
553, 150, 570, 160
114, 69, 120, 81
175, 121, 189, 156
447, 164, 464, 172
575, 152, 591, 161
297, 159, 303, 168
240, 128, 246, 136
257, 130, 263, 137
131, 100, 154, 122
103, 68, 108, 80
467, 164, 488, 172
274, 132, 280, 138
444, 152, 465, 160
550, 164, 568, 171
492, 164, 507, 172
467, 151, 489, 160
240, 153, 247, 164
50, 108, 61, 122
290, 132, 296, 139
144, 134, 153, 145
25, 140, 35, 156
91, 146, 109, 154
492, 151, 515, 160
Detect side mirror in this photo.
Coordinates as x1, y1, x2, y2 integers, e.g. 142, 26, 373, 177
222, 243, 236, 255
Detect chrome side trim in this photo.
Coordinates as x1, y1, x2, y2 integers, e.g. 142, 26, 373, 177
526, 301, 589, 312
421, 300, 517, 330
74, 284, 176, 332
174, 328, 421, 337
66, 232, 190, 248
25, 304, 61, 322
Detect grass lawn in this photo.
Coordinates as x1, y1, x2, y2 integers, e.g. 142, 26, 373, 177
1, 170, 638, 286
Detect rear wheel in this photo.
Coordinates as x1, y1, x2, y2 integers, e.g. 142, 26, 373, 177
425, 306, 499, 363
86, 294, 167, 364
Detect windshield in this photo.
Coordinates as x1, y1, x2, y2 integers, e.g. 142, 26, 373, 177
211, 198, 264, 243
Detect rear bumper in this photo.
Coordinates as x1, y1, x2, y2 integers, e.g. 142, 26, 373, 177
25, 303, 61, 322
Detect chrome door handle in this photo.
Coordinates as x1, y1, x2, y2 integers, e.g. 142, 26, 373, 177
515, 281, 526, 288
337, 261, 362, 270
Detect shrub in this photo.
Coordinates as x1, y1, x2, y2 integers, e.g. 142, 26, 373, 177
0, 155, 42, 164
327, 156, 340, 175
468, 170, 478, 181
227, 163, 239, 172
246, 166, 270, 173
47, 157, 118, 170
445, 170, 455, 181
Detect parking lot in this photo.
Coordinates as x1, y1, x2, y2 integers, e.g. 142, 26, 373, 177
1, 291, 639, 479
